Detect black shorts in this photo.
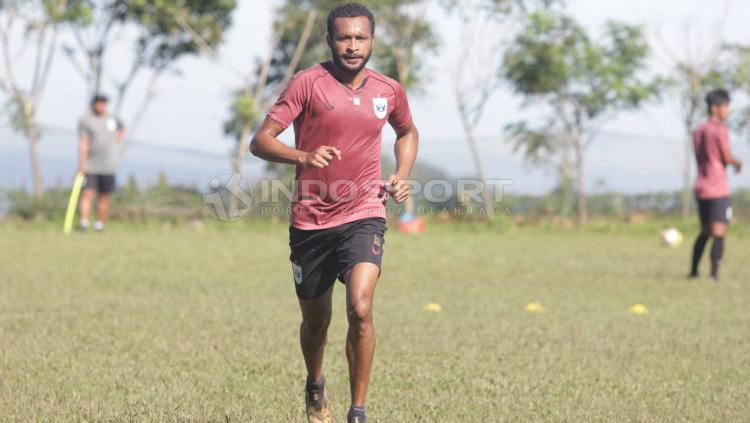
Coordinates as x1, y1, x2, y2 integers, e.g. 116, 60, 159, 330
84, 174, 116, 194
289, 217, 387, 300
697, 196, 731, 225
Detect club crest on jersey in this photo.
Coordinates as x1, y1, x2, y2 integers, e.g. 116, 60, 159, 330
372, 98, 387, 119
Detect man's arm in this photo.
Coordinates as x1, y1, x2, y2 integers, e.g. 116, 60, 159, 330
115, 119, 126, 144
78, 133, 89, 173
385, 122, 419, 204
720, 147, 742, 173
250, 118, 341, 168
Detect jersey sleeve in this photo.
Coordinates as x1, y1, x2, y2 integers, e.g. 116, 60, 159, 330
78, 118, 90, 139
388, 82, 412, 131
266, 72, 310, 129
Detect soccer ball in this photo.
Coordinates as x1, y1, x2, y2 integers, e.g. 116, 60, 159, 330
660, 227, 683, 248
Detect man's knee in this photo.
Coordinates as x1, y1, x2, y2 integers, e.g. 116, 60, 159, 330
302, 314, 331, 339
81, 189, 96, 201
711, 223, 727, 237
347, 299, 373, 326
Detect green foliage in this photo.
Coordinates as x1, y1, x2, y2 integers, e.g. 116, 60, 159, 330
5, 187, 70, 220
440, 0, 560, 15
505, 11, 654, 120
503, 10, 655, 219
223, 90, 257, 139
663, 43, 750, 133
717, 44, 750, 133
106, 0, 235, 69
44, 0, 90, 24
3, 93, 32, 131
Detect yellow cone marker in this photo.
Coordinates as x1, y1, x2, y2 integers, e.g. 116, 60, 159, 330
423, 303, 442, 312
525, 302, 544, 313
629, 304, 648, 315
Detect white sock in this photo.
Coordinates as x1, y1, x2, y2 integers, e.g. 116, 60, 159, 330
80, 218, 90, 228
94, 221, 105, 231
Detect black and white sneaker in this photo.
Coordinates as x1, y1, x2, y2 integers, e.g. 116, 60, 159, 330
305, 376, 332, 423
347, 405, 366, 423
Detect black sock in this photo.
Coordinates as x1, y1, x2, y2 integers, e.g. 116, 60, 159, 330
306, 375, 325, 392
710, 236, 724, 278
691, 233, 710, 276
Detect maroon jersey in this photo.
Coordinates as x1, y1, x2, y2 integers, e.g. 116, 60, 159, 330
693, 119, 731, 199
266, 62, 412, 229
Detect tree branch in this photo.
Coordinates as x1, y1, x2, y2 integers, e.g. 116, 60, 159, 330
265, 9, 318, 108
173, 10, 246, 81
0, 11, 22, 97
118, 66, 164, 153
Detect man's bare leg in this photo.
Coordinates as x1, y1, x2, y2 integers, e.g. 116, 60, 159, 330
299, 285, 334, 423
94, 192, 112, 230
343, 263, 379, 410
299, 285, 334, 381
78, 188, 96, 228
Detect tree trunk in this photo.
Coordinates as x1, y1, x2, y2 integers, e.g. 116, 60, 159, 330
24, 121, 43, 198
459, 113, 492, 219
681, 77, 700, 219
574, 138, 587, 225
681, 127, 693, 219
228, 122, 252, 218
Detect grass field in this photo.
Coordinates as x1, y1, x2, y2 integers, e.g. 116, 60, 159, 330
2, 221, 749, 421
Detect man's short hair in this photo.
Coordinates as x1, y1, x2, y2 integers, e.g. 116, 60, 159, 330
327, 3, 375, 36
706, 89, 730, 113
91, 94, 109, 104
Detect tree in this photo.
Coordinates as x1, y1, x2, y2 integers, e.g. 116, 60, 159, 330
719, 44, 750, 135
0, 0, 86, 197
504, 11, 655, 224
221, 8, 317, 217
445, 0, 555, 219
61, 0, 236, 141
646, 2, 750, 218
659, 42, 750, 217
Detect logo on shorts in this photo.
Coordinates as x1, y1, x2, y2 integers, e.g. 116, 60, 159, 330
292, 262, 303, 285
373, 98, 387, 119
372, 235, 382, 255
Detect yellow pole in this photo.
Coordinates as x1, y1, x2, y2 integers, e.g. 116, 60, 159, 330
63, 172, 85, 234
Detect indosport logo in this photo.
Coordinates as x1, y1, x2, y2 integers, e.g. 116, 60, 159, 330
202, 171, 254, 221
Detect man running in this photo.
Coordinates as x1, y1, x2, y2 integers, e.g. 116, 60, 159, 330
250, 4, 418, 422
690, 89, 742, 281
77, 94, 125, 231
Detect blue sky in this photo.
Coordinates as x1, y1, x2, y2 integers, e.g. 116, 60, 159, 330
1, 0, 749, 194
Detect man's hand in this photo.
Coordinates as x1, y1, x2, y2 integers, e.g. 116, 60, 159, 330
385, 174, 409, 203
733, 160, 743, 173
303, 146, 342, 169
78, 162, 86, 174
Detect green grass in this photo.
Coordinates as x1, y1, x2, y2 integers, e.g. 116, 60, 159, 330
1, 222, 749, 421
